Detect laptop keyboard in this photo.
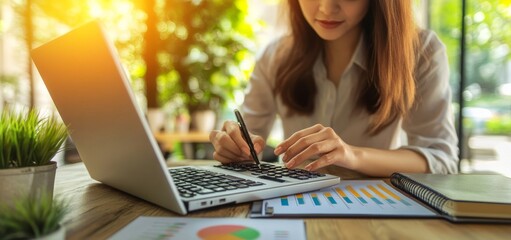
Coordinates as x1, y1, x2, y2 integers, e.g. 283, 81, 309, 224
216, 163, 326, 181
170, 163, 326, 198
170, 167, 265, 198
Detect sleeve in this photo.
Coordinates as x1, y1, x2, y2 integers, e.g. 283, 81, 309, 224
239, 40, 281, 140
400, 31, 460, 174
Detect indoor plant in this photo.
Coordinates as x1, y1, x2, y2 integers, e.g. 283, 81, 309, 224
0, 192, 69, 240
0, 108, 68, 205
158, 0, 255, 131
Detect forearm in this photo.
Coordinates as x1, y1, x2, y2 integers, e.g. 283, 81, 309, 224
351, 147, 429, 177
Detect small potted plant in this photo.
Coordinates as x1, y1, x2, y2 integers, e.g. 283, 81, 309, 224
0, 192, 69, 240
0, 108, 68, 205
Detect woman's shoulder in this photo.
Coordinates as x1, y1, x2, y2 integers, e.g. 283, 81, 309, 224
417, 29, 446, 56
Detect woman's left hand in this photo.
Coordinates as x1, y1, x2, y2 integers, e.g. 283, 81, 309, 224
274, 124, 359, 171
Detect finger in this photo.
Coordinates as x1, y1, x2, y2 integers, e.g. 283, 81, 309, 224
224, 120, 251, 155
281, 127, 329, 163
285, 139, 336, 168
275, 124, 324, 155
304, 151, 341, 171
211, 130, 249, 159
250, 134, 266, 153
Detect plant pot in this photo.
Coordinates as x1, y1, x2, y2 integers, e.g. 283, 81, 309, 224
0, 161, 57, 206
147, 108, 166, 133
191, 109, 216, 133
35, 225, 65, 240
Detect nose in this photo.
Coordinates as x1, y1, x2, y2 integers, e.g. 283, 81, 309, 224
319, 0, 341, 15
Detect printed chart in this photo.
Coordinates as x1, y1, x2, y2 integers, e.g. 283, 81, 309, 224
197, 225, 259, 240
259, 180, 437, 217
108, 217, 305, 240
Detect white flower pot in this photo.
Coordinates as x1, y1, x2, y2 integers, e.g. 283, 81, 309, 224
191, 109, 216, 133
0, 161, 57, 206
147, 108, 166, 133
35, 225, 65, 240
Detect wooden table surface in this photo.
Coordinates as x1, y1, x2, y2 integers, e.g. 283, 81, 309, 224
55, 161, 511, 240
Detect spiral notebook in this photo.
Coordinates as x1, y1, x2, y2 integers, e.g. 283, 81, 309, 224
390, 173, 511, 223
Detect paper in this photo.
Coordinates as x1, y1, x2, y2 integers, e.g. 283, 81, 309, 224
109, 217, 306, 240
252, 180, 437, 217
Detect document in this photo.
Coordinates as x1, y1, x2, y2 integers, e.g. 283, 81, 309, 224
251, 180, 437, 218
109, 216, 306, 240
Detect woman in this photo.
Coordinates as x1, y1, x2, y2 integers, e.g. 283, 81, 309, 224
209, 0, 458, 177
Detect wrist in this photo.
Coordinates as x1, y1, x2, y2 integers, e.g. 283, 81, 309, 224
349, 146, 366, 171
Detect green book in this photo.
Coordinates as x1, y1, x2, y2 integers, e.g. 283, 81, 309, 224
391, 173, 511, 223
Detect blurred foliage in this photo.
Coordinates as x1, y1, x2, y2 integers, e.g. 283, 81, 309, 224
7, 0, 256, 113
0, 74, 19, 106
486, 116, 511, 135
157, 0, 255, 113
430, 0, 511, 96
430, 0, 511, 135
10, 0, 147, 99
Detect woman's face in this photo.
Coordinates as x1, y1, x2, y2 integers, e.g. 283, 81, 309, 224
298, 0, 370, 41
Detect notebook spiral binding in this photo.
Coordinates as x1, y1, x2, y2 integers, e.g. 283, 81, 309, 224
390, 173, 449, 215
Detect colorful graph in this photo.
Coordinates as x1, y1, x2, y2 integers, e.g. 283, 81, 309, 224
346, 185, 368, 204
368, 185, 395, 204
323, 192, 337, 204
283, 183, 414, 208
296, 194, 305, 205
262, 180, 437, 217
377, 184, 411, 206
311, 193, 321, 206
281, 197, 289, 206
334, 187, 353, 203
110, 217, 305, 240
197, 225, 260, 240
360, 188, 383, 205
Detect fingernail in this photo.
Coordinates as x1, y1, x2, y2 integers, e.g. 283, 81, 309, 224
255, 144, 262, 153
282, 153, 288, 162
304, 164, 312, 171
274, 146, 282, 155
243, 147, 250, 155
286, 159, 294, 168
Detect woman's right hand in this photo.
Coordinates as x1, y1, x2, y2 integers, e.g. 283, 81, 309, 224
209, 120, 265, 164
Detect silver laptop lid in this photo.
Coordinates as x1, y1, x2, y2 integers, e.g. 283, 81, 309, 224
31, 21, 187, 215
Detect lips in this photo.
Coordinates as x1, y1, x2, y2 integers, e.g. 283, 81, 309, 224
317, 20, 344, 29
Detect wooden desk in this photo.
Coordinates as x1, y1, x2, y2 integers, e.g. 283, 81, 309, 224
55, 162, 510, 240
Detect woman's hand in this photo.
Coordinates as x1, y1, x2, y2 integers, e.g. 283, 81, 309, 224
275, 124, 359, 171
209, 120, 265, 164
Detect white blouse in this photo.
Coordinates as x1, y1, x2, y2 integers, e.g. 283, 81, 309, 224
240, 30, 459, 174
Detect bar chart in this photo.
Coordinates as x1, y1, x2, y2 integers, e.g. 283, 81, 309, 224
260, 180, 436, 217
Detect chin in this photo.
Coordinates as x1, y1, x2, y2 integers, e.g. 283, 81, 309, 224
317, 33, 344, 41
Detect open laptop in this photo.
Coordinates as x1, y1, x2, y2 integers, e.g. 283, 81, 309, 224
31, 21, 340, 215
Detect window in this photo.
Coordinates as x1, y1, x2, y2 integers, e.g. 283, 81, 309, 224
430, 0, 511, 176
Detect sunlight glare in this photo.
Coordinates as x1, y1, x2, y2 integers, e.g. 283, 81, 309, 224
89, 1, 103, 18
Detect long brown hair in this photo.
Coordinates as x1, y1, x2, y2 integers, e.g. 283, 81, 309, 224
275, 0, 419, 134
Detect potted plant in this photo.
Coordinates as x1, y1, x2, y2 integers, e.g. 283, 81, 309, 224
0, 108, 68, 206
158, 0, 255, 132
0, 192, 69, 240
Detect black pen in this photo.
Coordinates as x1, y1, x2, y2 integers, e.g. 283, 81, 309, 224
234, 109, 261, 167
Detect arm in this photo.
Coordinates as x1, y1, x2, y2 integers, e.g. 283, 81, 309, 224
400, 31, 459, 174
276, 31, 458, 176
275, 124, 428, 177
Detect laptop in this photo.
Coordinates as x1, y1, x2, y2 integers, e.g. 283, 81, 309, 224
31, 21, 340, 215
